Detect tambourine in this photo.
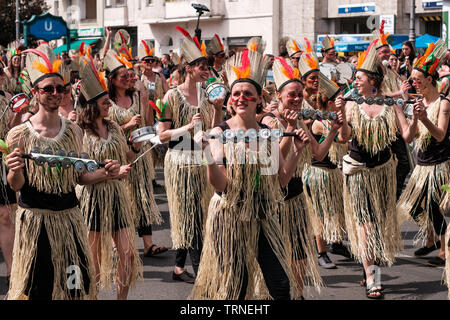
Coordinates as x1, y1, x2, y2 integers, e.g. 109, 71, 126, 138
320, 63, 338, 81
130, 126, 158, 144
297, 109, 338, 121
21, 147, 107, 173
345, 96, 415, 107
206, 82, 229, 104
0, 93, 30, 121
206, 128, 304, 144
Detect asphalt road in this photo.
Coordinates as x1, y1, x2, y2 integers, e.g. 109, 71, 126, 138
0, 168, 448, 301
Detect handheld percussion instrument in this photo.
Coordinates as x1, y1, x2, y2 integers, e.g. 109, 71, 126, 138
206, 81, 229, 104
205, 128, 305, 144
297, 109, 338, 121
0, 93, 30, 121
344, 96, 417, 119
21, 147, 107, 173
129, 125, 168, 165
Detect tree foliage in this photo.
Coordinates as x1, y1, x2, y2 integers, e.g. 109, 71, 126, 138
0, 0, 49, 47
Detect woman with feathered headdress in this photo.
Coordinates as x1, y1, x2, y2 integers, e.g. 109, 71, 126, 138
397, 40, 450, 270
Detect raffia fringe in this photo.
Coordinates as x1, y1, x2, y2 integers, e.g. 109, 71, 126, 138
6, 119, 81, 194
343, 157, 402, 266
279, 193, 324, 297
7, 207, 96, 300
189, 194, 294, 300
445, 225, 450, 300
351, 102, 398, 156
164, 149, 213, 249
397, 159, 450, 245
80, 180, 143, 289
302, 165, 346, 243
415, 99, 440, 152
130, 142, 161, 225
328, 142, 348, 166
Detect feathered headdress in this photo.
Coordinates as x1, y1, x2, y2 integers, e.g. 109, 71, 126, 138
273, 57, 301, 91
23, 44, 63, 86
79, 55, 108, 104
298, 51, 320, 79
247, 37, 266, 54
103, 49, 132, 75
116, 44, 134, 65
138, 40, 154, 60
318, 71, 340, 101
176, 26, 206, 64
60, 61, 72, 86
372, 20, 390, 50
356, 39, 382, 76
207, 34, 225, 55
286, 37, 303, 57
7, 40, 22, 61
114, 29, 130, 49
171, 51, 181, 66
321, 35, 335, 52
18, 70, 32, 96
225, 48, 270, 92
413, 40, 447, 77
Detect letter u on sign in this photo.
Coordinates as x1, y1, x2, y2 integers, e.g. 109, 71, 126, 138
45, 21, 53, 31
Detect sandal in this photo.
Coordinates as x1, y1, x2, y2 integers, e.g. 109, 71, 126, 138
144, 244, 168, 257
366, 283, 384, 299
360, 269, 384, 291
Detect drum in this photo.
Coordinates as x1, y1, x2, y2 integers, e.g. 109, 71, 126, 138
9, 93, 30, 113
130, 126, 157, 143
319, 62, 338, 81
336, 62, 354, 84
206, 82, 229, 104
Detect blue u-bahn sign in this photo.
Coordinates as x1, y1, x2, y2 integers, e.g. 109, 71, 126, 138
23, 12, 70, 47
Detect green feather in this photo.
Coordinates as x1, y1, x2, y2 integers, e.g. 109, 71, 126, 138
442, 185, 450, 193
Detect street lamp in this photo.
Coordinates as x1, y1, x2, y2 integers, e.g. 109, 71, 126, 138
191, 3, 210, 41
16, 0, 20, 41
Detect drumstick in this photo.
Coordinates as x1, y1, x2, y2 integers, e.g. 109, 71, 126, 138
131, 143, 159, 165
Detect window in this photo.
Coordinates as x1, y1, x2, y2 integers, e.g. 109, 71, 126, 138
85, 0, 97, 20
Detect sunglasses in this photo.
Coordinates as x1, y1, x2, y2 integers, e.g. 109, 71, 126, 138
215, 53, 227, 58
144, 59, 156, 63
38, 85, 66, 94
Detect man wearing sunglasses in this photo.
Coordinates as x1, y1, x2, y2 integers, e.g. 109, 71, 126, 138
5, 44, 120, 300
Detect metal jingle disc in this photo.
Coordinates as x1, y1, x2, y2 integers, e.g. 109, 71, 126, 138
259, 128, 271, 140
86, 161, 99, 173
80, 152, 90, 159
47, 157, 59, 167
30, 147, 41, 154
321, 111, 330, 119
271, 129, 283, 140
246, 128, 258, 141
366, 97, 374, 105
316, 111, 324, 121
55, 149, 66, 157
235, 129, 246, 141
61, 158, 72, 169
329, 112, 338, 121
68, 151, 78, 158
223, 129, 235, 141
42, 148, 53, 155
356, 97, 365, 105
396, 99, 405, 107
385, 97, 395, 106
73, 160, 86, 172
35, 156, 46, 166
375, 97, 384, 105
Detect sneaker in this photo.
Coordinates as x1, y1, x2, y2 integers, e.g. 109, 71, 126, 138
414, 241, 441, 257
427, 256, 445, 267
318, 252, 337, 269
172, 271, 195, 284
331, 242, 353, 259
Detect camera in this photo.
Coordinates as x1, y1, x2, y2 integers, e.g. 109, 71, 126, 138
192, 3, 210, 14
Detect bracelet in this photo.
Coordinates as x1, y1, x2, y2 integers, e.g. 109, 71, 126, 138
131, 146, 140, 154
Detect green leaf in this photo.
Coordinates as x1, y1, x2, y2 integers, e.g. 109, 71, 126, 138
441, 185, 450, 193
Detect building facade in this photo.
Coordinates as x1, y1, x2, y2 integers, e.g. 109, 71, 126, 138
45, 0, 444, 56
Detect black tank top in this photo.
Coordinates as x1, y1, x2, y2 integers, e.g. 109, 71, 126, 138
310, 133, 338, 169
417, 122, 450, 166
348, 137, 391, 168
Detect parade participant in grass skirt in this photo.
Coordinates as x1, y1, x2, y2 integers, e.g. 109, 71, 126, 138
158, 26, 224, 282
190, 48, 313, 300
397, 40, 450, 268
76, 55, 143, 299
4, 44, 107, 299
341, 39, 419, 299
105, 50, 164, 257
